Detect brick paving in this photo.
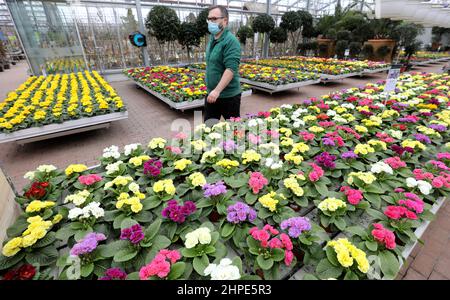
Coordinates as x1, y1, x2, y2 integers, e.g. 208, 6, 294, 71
1, 60, 449, 280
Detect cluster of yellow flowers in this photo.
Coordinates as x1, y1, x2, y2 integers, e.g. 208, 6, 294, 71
354, 144, 375, 156
401, 139, 427, 150
148, 137, 167, 150
327, 238, 370, 273
241, 150, 261, 164
174, 158, 192, 171
367, 140, 387, 150
25, 200, 56, 213
283, 174, 305, 196
104, 175, 134, 189
0, 71, 124, 133
129, 155, 151, 167
65, 164, 88, 176
116, 192, 143, 213
258, 191, 284, 212
2, 215, 61, 257
216, 159, 240, 169
188, 172, 207, 187
318, 198, 347, 212
347, 172, 377, 185
153, 179, 176, 196
191, 139, 208, 151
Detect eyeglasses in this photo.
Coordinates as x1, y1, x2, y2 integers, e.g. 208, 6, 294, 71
207, 17, 224, 21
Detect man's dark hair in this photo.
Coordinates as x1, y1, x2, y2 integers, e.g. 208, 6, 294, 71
208, 5, 228, 19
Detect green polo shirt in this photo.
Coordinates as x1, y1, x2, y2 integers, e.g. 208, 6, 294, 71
205, 28, 241, 98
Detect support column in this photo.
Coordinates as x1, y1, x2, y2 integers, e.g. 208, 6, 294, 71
262, 0, 270, 58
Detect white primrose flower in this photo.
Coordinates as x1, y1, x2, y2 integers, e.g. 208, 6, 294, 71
208, 132, 222, 140
370, 161, 393, 175
276, 114, 290, 123
280, 104, 292, 110
195, 123, 211, 133
293, 120, 306, 128
36, 164, 57, 173
68, 202, 104, 220
341, 103, 355, 109
124, 143, 141, 156
326, 110, 337, 117
106, 161, 123, 175
128, 182, 140, 194
103, 145, 121, 159
65, 190, 90, 206
184, 227, 211, 249
247, 118, 263, 128
204, 258, 241, 280
24, 171, 35, 180
406, 178, 432, 195
417, 181, 432, 195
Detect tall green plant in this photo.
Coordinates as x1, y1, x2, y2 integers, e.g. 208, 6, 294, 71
252, 14, 275, 56
145, 6, 180, 63
178, 22, 201, 62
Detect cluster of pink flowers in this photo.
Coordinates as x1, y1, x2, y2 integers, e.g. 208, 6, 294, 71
248, 172, 269, 194
371, 223, 396, 250
413, 169, 434, 180
249, 225, 294, 266
431, 172, 450, 188
437, 152, 450, 161
139, 249, 181, 280
308, 163, 324, 182
248, 133, 261, 145
324, 131, 345, 147
376, 132, 395, 143
257, 111, 271, 118
165, 146, 182, 155
340, 186, 363, 205
336, 125, 361, 140
429, 160, 450, 171
263, 130, 280, 138
384, 157, 407, 169
298, 131, 315, 141
384, 192, 424, 221
318, 121, 336, 128
99, 268, 127, 280
398, 192, 424, 214
174, 132, 187, 140
384, 205, 418, 220
78, 174, 102, 186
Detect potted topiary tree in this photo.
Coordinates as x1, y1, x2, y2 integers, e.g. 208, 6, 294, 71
252, 13, 275, 57
145, 6, 180, 64
237, 25, 254, 56
177, 22, 201, 63
269, 27, 287, 56
365, 18, 399, 62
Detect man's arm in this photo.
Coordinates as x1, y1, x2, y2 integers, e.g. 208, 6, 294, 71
207, 69, 234, 103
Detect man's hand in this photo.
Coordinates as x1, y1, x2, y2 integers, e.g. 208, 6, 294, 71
207, 89, 220, 103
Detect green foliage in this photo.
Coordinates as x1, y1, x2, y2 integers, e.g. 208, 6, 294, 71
145, 6, 180, 43
336, 30, 352, 42
195, 8, 209, 37
237, 26, 253, 45
280, 11, 301, 32
361, 43, 374, 58
270, 27, 288, 44
252, 14, 275, 33
349, 42, 362, 58
177, 22, 201, 55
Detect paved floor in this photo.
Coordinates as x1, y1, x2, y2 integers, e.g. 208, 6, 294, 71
0, 60, 448, 280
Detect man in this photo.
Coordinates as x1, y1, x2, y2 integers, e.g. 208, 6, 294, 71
204, 5, 241, 124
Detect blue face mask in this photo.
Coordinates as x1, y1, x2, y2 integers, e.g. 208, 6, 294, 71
208, 21, 223, 35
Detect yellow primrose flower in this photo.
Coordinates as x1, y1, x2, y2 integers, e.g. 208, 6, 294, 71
2, 237, 23, 257
148, 137, 167, 149
347, 172, 377, 185
25, 200, 56, 213
129, 155, 150, 167
258, 191, 280, 212
309, 126, 324, 133
327, 239, 369, 273
174, 158, 192, 171
153, 179, 176, 196
354, 144, 375, 155
65, 164, 87, 176
241, 150, 261, 164
216, 158, 240, 169
188, 172, 207, 187
401, 139, 426, 150
283, 174, 305, 196
318, 198, 346, 212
